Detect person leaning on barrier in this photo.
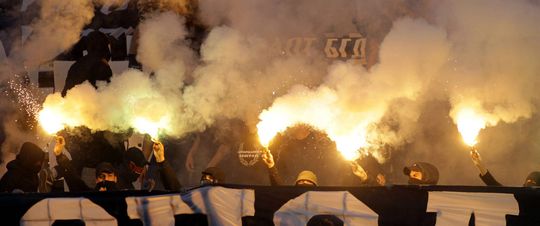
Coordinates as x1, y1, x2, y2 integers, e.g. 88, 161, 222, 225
0, 142, 46, 193
53, 136, 181, 191
403, 162, 439, 185
262, 149, 318, 186
470, 148, 540, 186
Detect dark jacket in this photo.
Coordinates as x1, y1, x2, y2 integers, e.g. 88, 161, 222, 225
61, 31, 112, 96
0, 142, 45, 193
55, 153, 92, 192
157, 160, 181, 191
405, 162, 439, 185
268, 166, 284, 186
55, 154, 181, 191
479, 171, 502, 186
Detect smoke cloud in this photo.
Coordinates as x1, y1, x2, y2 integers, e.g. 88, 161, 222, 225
2, 0, 540, 186
13, 0, 94, 68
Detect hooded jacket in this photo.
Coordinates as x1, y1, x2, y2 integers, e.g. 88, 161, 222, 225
0, 142, 45, 193
62, 31, 112, 97
404, 162, 439, 185
55, 149, 181, 192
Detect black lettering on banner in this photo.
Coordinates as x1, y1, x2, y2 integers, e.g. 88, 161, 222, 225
427, 191, 519, 226
273, 191, 378, 226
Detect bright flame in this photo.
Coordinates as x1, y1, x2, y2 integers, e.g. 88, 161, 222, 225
38, 107, 66, 135
332, 129, 366, 161
455, 108, 487, 146
256, 86, 386, 162
256, 113, 291, 148
256, 111, 367, 161
132, 117, 169, 140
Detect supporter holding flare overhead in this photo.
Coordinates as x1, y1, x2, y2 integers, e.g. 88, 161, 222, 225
52, 136, 181, 191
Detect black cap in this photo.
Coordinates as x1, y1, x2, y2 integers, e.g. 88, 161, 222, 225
403, 162, 439, 185
307, 215, 344, 226
202, 167, 225, 183
95, 162, 116, 178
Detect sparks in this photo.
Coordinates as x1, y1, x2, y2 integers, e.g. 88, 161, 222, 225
4, 74, 44, 129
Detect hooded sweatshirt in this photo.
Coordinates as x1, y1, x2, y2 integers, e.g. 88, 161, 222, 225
0, 142, 45, 193
62, 31, 112, 97
405, 162, 439, 185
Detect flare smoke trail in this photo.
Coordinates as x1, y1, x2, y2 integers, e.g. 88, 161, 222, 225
0, 0, 98, 174
12, 0, 94, 68
257, 18, 450, 162
3, 0, 540, 185
40, 12, 194, 137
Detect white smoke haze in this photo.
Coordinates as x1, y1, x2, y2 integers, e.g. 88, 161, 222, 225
395, 0, 540, 185
442, 0, 540, 126
257, 18, 450, 162
13, 0, 94, 68
183, 25, 328, 129
40, 12, 196, 138
2, 0, 540, 186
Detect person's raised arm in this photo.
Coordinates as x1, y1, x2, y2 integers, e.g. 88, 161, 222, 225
470, 148, 502, 186
470, 148, 488, 176
262, 148, 283, 186
53, 136, 91, 192
153, 141, 181, 191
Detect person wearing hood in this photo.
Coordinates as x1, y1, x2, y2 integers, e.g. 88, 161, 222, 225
351, 155, 386, 186
54, 136, 181, 191
0, 142, 46, 193
470, 148, 540, 186
116, 147, 149, 190
262, 149, 318, 186
62, 30, 112, 97
403, 162, 439, 185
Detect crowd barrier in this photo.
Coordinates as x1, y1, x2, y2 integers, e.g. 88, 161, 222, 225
1, 185, 540, 226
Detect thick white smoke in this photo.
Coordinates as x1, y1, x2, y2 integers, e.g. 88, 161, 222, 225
441, 0, 540, 126
40, 12, 196, 138
2, 0, 540, 186
15, 0, 94, 68
258, 18, 450, 162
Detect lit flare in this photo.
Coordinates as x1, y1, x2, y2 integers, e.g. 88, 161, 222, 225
455, 108, 487, 147
38, 107, 66, 135
132, 117, 169, 141
256, 115, 365, 161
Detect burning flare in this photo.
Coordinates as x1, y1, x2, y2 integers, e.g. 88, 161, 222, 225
256, 109, 366, 161
132, 116, 170, 141
454, 108, 487, 147
38, 107, 66, 135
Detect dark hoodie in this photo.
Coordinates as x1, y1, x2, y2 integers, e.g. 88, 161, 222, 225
404, 162, 439, 185
0, 142, 45, 193
116, 147, 148, 190
62, 30, 112, 97
55, 147, 181, 191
